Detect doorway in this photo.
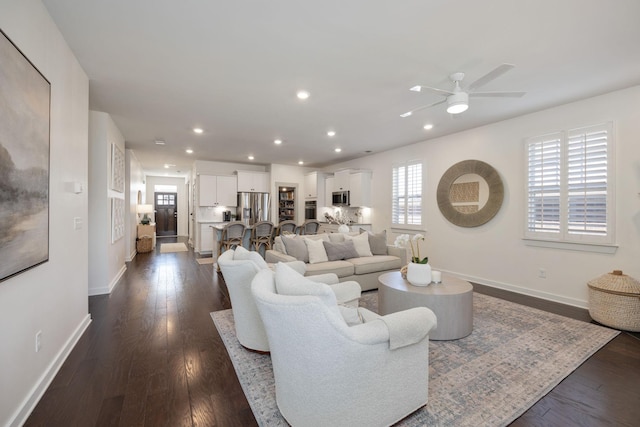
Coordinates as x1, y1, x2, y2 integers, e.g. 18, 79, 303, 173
155, 192, 178, 236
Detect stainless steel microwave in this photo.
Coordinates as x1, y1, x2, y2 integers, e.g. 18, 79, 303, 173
332, 190, 350, 206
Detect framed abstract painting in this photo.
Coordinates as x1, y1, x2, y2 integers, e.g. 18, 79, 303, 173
0, 29, 51, 282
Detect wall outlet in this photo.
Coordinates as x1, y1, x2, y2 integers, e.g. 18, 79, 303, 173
35, 331, 42, 352
538, 268, 546, 279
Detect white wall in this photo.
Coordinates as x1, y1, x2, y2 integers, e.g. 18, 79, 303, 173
328, 86, 640, 308
88, 111, 127, 296
0, 1, 90, 425
145, 175, 189, 236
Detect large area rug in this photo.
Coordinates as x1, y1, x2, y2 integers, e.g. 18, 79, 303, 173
159, 242, 188, 253
211, 291, 618, 427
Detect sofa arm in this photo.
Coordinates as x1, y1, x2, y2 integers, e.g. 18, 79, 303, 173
346, 307, 436, 348
265, 249, 296, 264
387, 245, 407, 265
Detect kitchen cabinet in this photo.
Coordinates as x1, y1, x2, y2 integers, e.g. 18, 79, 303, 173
325, 176, 334, 207
304, 171, 330, 206
199, 175, 237, 206
349, 171, 372, 207
333, 170, 350, 192
199, 223, 214, 253
237, 170, 269, 192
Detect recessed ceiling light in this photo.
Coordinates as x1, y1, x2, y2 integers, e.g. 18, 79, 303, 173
193, 127, 203, 134
296, 90, 310, 100
164, 163, 175, 169
327, 131, 336, 137
186, 149, 193, 154
155, 139, 165, 145
248, 155, 254, 160
298, 161, 304, 165
423, 124, 434, 130
334, 148, 342, 153
274, 139, 282, 145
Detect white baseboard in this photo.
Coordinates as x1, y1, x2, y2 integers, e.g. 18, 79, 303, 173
9, 314, 92, 427
88, 264, 127, 296
126, 248, 136, 262
443, 270, 589, 309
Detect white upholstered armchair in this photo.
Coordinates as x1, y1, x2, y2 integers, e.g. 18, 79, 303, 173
217, 247, 361, 352
251, 265, 437, 427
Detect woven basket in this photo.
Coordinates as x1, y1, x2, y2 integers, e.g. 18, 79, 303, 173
587, 270, 640, 332
136, 236, 153, 253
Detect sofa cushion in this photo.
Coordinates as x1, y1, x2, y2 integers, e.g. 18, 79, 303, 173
323, 240, 359, 261
344, 232, 372, 257
282, 236, 309, 262
338, 305, 365, 326
364, 229, 388, 255
348, 255, 402, 275
305, 260, 355, 278
304, 238, 328, 264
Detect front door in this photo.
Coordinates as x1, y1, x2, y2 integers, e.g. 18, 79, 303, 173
155, 192, 177, 236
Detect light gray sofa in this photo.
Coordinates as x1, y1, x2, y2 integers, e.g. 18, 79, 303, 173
265, 232, 406, 291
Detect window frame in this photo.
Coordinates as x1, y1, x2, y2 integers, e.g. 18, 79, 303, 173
524, 122, 615, 250
392, 159, 423, 230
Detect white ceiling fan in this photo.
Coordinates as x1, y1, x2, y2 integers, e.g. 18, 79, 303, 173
400, 63, 526, 117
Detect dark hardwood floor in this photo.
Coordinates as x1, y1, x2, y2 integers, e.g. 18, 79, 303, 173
25, 238, 640, 426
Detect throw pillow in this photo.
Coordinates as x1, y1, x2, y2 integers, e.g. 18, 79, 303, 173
323, 240, 359, 261
233, 246, 269, 269
344, 232, 372, 257
363, 229, 388, 255
327, 233, 345, 243
304, 238, 329, 264
281, 236, 309, 262
273, 236, 286, 254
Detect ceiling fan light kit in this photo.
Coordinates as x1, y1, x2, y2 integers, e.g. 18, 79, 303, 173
402, 63, 525, 117
446, 91, 469, 114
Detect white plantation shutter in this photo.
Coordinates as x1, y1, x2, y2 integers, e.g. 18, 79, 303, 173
392, 161, 422, 226
567, 125, 609, 237
527, 133, 561, 234
525, 123, 613, 245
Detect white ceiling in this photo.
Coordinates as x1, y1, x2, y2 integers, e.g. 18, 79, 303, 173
42, 0, 640, 177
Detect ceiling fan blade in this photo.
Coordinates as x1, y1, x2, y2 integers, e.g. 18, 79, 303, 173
411, 85, 454, 96
469, 91, 526, 98
399, 99, 446, 117
467, 63, 515, 92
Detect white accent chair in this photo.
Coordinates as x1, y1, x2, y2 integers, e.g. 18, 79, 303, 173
251, 266, 437, 427
217, 247, 361, 352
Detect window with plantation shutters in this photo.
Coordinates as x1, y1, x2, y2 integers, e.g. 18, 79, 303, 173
392, 160, 422, 226
525, 122, 614, 246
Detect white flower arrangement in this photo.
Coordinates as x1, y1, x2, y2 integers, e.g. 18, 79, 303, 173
394, 233, 428, 264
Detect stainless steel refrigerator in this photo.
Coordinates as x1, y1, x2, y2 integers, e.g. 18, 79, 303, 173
237, 192, 271, 225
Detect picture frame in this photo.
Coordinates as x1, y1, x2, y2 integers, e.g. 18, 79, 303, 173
110, 143, 125, 193
111, 197, 125, 243
0, 29, 51, 282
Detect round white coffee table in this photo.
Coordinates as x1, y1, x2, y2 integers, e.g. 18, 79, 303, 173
378, 271, 473, 340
